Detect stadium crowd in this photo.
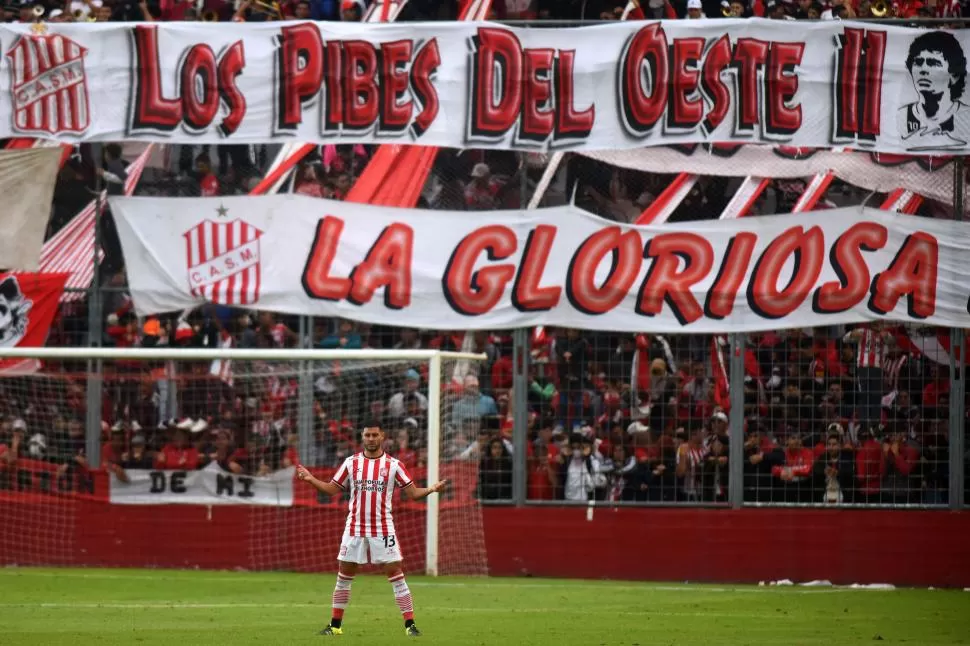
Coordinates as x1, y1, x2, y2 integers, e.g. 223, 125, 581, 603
0, 0, 968, 507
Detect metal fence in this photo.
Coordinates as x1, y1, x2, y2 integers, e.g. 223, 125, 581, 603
2, 110, 968, 510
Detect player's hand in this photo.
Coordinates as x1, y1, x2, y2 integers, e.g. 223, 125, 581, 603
296, 465, 313, 481
430, 480, 448, 494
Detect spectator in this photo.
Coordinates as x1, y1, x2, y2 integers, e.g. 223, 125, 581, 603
318, 319, 362, 349
557, 434, 601, 502
602, 444, 638, 501
156, 425, 201, 470
478, 439, 512, 500
464, 163, 500, 210
556, 328, 589, 430
771, 433, 815, 503
451, 375, 498, 429
812, 431, 855, 503
107, 434, 155, 484
881, 427, 920, 504
843, 322, 893, 433
675, 427, 708, 501
204, 429, 246, 474
195, 152, 220, 197
391, 424, 419, 471
387, 370, 428, 419
855, 428, 885, 503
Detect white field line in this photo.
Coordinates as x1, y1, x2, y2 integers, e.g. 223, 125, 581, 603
0, 570, 899, 594
0, 602, 920, 620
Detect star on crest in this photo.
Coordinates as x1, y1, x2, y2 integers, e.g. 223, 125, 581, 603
215, 204, 229, 218
30, 22, 48, 36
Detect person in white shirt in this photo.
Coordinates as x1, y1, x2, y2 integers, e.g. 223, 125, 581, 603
387, 369, 428, 419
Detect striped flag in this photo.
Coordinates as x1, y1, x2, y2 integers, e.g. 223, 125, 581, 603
30, 144, 153, 302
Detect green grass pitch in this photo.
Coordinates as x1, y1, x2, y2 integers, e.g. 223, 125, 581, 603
0, 568, 968, 645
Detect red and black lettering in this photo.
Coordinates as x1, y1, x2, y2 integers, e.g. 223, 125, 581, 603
275, 23, 323, 132
667, 38, 704, 132
700, 35, 732, 135
346, 224, 414, 309
566, 228, 643, 316
833, 28, 886, 144
443, 226, 518, 316
764, 42, 804, 137
747, 226, 825, 319
730, 38, 769, 134
619, 23, 669, 136
704, 232, 758, 320
636, 232, 714, 325
129, 25, 246, 136
467, 28, 593, 146
379, 40, 414, 133
410, 39, 441, 137
511, 225, 561, 312
812, 222, 887, 314
520, 48, 556, 143
468, 28, 523, 141
554, 51, 595, 139
869, 232, 938, 319
302, 216, 353, 301
343, 40, 380, 131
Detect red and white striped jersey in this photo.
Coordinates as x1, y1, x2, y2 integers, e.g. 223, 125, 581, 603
857, 327, 887, 369
334, 452, 413, 538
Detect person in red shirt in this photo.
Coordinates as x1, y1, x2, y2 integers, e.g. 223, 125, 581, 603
880, 427, 920, 504
855, 429, 885, 503
156, 427, 201, 470
196, 152, 220, 197
464, 163, 501, 210
526, 446, 558, 500
772, 433, 815, 502
392, 428, 418, 471
922, 364, 950, 417
101, 425, 129, 466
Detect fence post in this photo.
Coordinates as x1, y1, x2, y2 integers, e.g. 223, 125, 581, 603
511, 327, 529, 505
950, 157, 966, 509
85, 146, 104, 469
298, 315, 314, 466
727, 333, 745, 509
949, 328, 965, 509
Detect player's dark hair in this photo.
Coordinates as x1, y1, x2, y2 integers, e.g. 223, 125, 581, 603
906, 31, 967, 101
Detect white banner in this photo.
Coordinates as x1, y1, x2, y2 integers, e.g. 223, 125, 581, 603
110, 195, 970, 333
109, 463, 295, 506
0, 147, 63, 271
3, 21, 970, 154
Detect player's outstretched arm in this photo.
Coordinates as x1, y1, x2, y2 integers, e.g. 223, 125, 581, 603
296, 465, 344, 497
403, 480, 448, 501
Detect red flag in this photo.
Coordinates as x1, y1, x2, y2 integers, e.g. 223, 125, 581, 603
711, 336, 730, 410
0, 272, 69, 373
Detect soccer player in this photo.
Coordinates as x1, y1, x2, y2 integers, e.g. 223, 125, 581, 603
296, 425, 447, 637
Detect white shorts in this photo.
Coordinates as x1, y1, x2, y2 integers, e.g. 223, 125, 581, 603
337, 533, 403, 565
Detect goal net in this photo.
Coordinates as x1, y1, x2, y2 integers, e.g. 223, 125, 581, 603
0, 348, 488, 576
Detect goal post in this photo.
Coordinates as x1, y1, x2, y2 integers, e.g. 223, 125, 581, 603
0, 346, 487, 577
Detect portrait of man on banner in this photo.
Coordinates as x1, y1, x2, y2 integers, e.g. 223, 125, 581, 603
897, 30, 970, 151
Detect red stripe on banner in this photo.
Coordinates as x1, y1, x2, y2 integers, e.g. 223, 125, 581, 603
209, 220, 220, 303
239, 223, 251, 305
719, 177, 771, 220
791, 172, 835, 212
636, 173, 697, 224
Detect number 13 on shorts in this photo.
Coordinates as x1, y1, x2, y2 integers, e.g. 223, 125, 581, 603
337, 534, 402, 564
